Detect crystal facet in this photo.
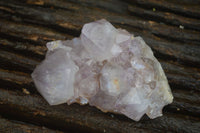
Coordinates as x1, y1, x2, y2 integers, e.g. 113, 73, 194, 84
32, 19, 173, 121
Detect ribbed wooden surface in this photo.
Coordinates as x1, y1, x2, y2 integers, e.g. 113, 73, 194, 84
0, 0, 200, 133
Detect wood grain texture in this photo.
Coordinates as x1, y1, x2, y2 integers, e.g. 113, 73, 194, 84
0, 0, 199, 132
0, 116, 63, 133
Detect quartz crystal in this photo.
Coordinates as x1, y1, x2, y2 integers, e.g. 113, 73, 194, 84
32, 19, 173, 121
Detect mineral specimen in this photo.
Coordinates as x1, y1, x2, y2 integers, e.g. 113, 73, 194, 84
31, 19, 173, 121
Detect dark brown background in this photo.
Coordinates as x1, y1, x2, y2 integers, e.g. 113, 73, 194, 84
0, 0, 200, 133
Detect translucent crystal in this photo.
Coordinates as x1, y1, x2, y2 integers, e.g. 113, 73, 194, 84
32, 46, 78, 105
32, 19, 173, 121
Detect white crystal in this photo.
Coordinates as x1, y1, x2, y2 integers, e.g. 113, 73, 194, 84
32, 19, 173, 121
32, 47, 79, 105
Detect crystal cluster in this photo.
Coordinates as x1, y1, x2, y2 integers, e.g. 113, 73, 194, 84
32, 19, 173, 121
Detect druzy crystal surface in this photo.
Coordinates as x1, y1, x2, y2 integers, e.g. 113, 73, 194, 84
32, 19, 173, 121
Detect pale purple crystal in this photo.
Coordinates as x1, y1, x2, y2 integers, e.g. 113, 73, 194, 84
32, 19, 173, 121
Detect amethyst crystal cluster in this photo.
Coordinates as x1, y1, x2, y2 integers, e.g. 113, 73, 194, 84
32, 19, 173, 121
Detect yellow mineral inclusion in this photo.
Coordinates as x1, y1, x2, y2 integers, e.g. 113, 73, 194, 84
131, 35, 134, 40
113, 79, 120, 91
52, 42, 59, 49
